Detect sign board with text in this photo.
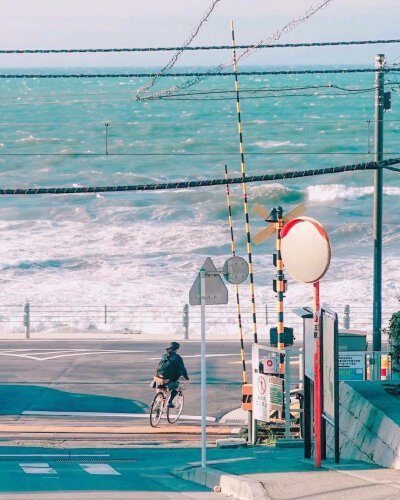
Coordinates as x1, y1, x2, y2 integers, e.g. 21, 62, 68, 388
253, 372, 270, 422
339, 352, 366, 381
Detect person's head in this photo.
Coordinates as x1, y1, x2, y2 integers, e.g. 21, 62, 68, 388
167, 341, 180, 353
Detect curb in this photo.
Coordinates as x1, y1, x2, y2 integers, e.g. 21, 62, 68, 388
172, 465, 270, 500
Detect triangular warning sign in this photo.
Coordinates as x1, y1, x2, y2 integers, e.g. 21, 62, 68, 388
189, 257, 228, 306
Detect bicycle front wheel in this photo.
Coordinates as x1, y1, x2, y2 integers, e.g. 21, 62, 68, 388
167, 392, 184, 424
150, 392, 164, 428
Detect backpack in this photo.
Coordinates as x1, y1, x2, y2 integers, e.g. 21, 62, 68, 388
156, 355, 171, 378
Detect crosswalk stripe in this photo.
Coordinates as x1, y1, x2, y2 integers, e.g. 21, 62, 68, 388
19, 463, 57, 474
79, 463, 121, 475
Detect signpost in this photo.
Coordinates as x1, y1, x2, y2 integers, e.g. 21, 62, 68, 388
280, 216, 331, 468
189, 255, 248, 468
320, 307, 339, 463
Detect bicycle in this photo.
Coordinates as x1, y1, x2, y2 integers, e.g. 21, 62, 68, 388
149, 376, 189, 428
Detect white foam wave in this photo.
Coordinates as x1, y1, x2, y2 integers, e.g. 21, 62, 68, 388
307, 184, 400, 202
251, 140, 306, 149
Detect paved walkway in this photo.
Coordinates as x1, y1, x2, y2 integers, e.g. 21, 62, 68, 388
205, 446, 400, 499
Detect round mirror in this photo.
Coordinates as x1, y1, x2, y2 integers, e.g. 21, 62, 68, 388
280, 217, 331, 284
223, 256, 249, 284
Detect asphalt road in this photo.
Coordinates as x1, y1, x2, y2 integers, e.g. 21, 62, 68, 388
0, 340, 251, 419
0, 445, 234, 498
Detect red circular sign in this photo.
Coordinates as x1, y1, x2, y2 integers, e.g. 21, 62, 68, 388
266, 359, 273, 367
257, 376, 267, 395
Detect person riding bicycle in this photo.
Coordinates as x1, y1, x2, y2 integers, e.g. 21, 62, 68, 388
154, 341, 189, 408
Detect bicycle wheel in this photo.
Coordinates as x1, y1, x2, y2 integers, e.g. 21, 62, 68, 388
167, 391, 184, 424
150, 392, 164, 428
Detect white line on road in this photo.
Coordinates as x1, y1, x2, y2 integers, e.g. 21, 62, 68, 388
1, 454, 109, 458
149, 353, 247, 360
19, 463, 57, 474
22, 410, 217, 422
0, 350, 151, 361
189, 457, 255, 466
80, 463, 121, 475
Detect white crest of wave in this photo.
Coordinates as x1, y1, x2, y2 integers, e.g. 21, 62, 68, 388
251, 140, 306, 149
307, 184, 400, 202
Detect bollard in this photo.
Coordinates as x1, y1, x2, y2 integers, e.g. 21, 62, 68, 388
265, 304, 268, 326
183, 304, 189, 339
344, 305, 350, 329
24, 302, 30, 339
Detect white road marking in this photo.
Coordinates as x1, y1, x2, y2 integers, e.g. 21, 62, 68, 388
80, 463, 121, 475
149, 353, 246, 360
189, 457, 254, 466
0, 349, 150, 361
19, 463, 57, 474
22, 410, 217, 422
2, 454, 109, 458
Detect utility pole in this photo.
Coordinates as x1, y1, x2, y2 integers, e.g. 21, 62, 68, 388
373, 54, 385, 355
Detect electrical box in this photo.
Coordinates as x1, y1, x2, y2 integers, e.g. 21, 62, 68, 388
338, 329, 367, 351
269, 326, 294, 347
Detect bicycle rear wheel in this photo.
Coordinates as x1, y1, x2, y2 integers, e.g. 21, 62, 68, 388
150, 392, 164, 427
167, 392, 184, 424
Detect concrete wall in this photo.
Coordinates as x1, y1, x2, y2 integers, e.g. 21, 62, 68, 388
327, 381, 400, 468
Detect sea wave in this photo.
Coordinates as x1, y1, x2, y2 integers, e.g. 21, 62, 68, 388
250, 140, 306, 148
307, 184, 400, 202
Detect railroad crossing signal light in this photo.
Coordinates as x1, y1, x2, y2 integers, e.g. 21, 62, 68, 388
252, 203, 307, 245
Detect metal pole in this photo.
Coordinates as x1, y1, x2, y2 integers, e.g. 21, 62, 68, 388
104, 304, 107, 324
224, 165, 247, 384
231, 20, 258, 345
285, 350, 291, 439
344, 305, 350, 329
313, 281, 322, 468
183, 304, 189, 340
373, 53, 385, 355
105, 123, 109, 155
276, 206, 285, 378
200, 269, 207, 468
24, 302, 30, 339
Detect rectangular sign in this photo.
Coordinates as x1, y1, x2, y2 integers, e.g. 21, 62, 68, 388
252, 372, 270, 422
269, 376, 284, 412
261, 356, 279, 375
339, 352, 366, 381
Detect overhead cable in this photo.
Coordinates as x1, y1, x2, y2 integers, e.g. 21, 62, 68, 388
0, 157, 398, 195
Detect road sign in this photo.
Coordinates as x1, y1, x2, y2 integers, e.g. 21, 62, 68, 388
339, 352, 366, 381
253, 372, 270, 422
281, 217, 331, 284
261, 356, 279, 375
252, 203, 307, 245
189, 257, 228, 305
223, 256, 249, 284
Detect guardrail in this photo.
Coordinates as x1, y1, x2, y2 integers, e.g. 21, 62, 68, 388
0, 302, 395, 339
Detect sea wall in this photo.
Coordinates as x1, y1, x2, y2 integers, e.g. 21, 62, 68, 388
327, 381, 400, 468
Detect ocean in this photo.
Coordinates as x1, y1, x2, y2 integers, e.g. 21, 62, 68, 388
0, 66, 399, 337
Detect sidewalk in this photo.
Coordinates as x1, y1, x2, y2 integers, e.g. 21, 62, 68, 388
174, 445, 400, 499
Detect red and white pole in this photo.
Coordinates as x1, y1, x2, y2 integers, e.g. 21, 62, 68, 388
313, 280, 322, 468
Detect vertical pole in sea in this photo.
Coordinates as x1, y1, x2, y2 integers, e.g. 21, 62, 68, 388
230, 21, 258, 346
373, 54, 385, 360
224, 165, 247, 385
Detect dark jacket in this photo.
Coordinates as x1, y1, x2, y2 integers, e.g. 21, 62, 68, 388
156, 351, 188, 381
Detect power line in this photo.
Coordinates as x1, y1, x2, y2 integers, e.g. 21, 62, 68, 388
136, 0, 223, 99
0, 68, 397, 79
1, 39, 399, 54
0, 157, 397, 195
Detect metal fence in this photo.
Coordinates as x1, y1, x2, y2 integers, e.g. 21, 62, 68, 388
0, 302, 396, 339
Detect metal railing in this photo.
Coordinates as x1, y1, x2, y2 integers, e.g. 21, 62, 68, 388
0, 302, 396, 339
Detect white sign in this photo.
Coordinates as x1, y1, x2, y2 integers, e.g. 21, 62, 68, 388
261, 356, 279, 375
339, 352, 366, 381
252, 372, 270, 422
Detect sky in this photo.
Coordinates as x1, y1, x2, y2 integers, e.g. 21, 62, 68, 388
0, 0, 399, 67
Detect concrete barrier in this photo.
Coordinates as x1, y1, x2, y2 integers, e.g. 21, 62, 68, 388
173, 465, 269, 500
327, 381, 400, 469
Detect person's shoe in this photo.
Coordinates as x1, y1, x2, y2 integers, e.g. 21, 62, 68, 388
168, 402, 175, 408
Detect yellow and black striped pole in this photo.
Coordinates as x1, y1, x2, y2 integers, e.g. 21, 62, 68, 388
225, 165, 247, 384
275, 206, 285, 377
231, 20, 258, 345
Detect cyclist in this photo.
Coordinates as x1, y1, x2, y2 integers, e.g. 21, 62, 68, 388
154, 341, 189, 408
